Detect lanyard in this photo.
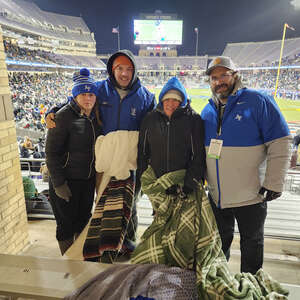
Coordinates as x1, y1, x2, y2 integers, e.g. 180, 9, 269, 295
217, 102, 226, 136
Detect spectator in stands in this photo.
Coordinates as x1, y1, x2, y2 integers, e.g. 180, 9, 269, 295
46, 50, 156, 262
45, 68, 102, 255
293, 130, 300, 149
23, 136, 34, 150
20, 136, 34, 158
201, 56, 292, 274
291, 130, 300, 168
34, 137, 46, 158
137, 76, 206, 207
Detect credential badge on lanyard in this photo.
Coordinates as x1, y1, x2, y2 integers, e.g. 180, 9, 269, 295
208, 139, 223, 159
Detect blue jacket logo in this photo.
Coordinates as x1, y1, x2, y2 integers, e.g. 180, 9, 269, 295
235, 114, 242, 121
131, 107, 137, 116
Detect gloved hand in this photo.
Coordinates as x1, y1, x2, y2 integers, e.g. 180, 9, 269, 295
259, 187, 282, 202
165, 184, 181, 195
55, 182, 72, 202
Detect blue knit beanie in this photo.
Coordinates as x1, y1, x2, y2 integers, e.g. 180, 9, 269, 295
72, 68, 97, 98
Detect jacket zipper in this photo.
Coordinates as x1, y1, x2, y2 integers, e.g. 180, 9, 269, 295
216, 102, 225, 208
117, 99, 121, 129
190, 134, 194, 160
166, 120, 170, 172
143, 129, 148, 155
63, 152, 69, 168
190, 121, 196, 184
116, 91, 130, 130
87, 117, 96, 178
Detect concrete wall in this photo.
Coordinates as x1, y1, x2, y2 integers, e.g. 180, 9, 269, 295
0, 25, 29, 254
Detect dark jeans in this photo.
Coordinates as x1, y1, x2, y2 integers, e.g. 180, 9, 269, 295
49, 176, 95, 241
209, 196, 267, 274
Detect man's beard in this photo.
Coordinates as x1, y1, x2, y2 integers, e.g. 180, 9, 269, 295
214, 82, 235, 100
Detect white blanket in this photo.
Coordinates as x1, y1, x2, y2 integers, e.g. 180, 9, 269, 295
95, 130, 139, 180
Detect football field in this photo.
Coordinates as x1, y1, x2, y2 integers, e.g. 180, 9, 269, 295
150, 88, 300, 122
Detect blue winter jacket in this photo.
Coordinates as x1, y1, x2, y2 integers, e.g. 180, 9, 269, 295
100, 49, 155, 134
97, 77, 155, 135
201, 86, 291, 208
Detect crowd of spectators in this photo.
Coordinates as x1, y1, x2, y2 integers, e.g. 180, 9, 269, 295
8, 66, 299, 139
4, 39, 62, 65
9, 72, 72, 132
269, 53, 300, 67
9, 71, 106, 133
4, 39, 105, 68
241, 69, 300, 99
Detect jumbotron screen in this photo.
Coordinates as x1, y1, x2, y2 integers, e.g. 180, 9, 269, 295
134, 20, 183, 45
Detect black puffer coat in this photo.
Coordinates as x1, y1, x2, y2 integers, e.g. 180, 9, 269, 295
137, 104, 206, 190
46, 99, 102, 188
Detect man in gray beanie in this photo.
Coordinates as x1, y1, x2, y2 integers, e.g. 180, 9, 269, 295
201, 56, 292, 274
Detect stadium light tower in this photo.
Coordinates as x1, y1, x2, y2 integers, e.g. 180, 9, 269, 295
112, 26, 120, 51
194, 27, 199, 56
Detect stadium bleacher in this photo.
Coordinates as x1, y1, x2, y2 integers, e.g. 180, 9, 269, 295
223, 37, 300, 66
0, 0, 94, 43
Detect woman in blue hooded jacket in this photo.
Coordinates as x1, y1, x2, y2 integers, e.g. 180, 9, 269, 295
137, 77, 206, 196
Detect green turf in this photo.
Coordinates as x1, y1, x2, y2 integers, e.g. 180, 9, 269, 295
150, 88, 300, 122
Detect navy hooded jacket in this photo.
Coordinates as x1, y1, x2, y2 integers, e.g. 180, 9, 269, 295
137, 77, 206, 190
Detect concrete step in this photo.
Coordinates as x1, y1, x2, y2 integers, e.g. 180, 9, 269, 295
137, 194, 300, 239
231, 235, 300, 258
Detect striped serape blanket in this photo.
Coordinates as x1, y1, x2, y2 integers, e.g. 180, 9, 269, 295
83, 176, 134, 263
131, 166, 289, 299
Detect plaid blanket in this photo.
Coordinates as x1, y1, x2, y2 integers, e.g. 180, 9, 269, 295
131, 167, 289, 299
83, 176, 134, 263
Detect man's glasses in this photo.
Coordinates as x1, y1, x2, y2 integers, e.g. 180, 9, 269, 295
210, 73, 233, 83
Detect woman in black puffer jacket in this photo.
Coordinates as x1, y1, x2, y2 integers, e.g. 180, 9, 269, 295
46, 68, 102, 255
137, 77, 206, 197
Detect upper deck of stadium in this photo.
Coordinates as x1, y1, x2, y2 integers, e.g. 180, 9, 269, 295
0, 0, 95, 43
223, 37, 300, 67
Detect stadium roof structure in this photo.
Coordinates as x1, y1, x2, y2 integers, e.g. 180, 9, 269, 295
0, 0, 94, 43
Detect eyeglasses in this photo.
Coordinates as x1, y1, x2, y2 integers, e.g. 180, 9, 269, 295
210, 73, 233, 83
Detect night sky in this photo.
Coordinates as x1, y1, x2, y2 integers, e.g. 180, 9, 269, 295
30, 0, 300, 56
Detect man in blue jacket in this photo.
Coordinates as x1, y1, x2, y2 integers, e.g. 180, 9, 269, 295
201, 56, 291, 274
47, 50, 155, 135
46, 50, 156, 261
96, 49, 155, 135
